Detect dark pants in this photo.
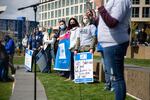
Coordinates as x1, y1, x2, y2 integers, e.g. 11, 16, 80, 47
8, 54, 15, 74
31, 50, 38, 72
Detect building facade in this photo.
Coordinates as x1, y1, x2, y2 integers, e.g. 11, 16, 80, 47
39, 0, 96, 27
39, 0, 150, 29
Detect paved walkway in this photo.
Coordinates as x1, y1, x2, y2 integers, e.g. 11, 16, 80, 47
10, 65, 47, 100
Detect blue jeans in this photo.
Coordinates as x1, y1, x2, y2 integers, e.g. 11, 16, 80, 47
103, 42, 129, 100
100, 51, 112, 90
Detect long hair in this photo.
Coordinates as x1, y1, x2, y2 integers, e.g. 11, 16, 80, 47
67, 18, 79, 30
80, 14, 91, 27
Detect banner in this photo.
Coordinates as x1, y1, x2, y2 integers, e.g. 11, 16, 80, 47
74, 52, 93, 83
24, 49, 33, 71
36, 49, 47, 72
54, 33, 71, 71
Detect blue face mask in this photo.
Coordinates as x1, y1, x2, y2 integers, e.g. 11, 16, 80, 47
60, 25, 66, 30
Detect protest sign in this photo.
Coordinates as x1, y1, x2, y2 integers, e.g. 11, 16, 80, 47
36, 49, 47, 72
74, 52, 93, 83
54, 32, 71, 71
25, 49, 33, 71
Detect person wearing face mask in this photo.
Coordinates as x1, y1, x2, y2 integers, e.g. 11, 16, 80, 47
74, 14, 97, 54
54, 20, 71, 78
43, 26, 56, 73
64, 18, 80, 81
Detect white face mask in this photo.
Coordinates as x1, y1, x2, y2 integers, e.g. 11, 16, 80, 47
83, 19, 90, 25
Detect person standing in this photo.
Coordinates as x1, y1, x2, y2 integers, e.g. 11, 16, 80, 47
92, 0, 131, 100
22, 34, 28, 55
65, 17, 80, 81
4, 35, 16, 75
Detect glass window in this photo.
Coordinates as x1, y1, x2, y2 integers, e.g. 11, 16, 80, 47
84, 0, 88, 2
142, 7, 150, 18
51, 11, 54, 18
59, 0, 61, 7
55, 10, 58, 17
80, 0, 83, 3
132, 7, 139, 17
70, 0, 74, 5
66, 8, 69, 16
54, 19, 56, 26
42, 13, 44, 20
145, 0, 150, 4
48, 12, 50, 19
45, 4, 47, 11
66, 0, 70, 6
45, 13, 47, 19
75, 6, 78, 14
84, 4, 87, 12
62, 0, 65, 6
42, 5, 44, 11
48, 21, 50, 26
48, 3, 50, 10
51, 20, 54, 26
62, 9, 65, 16
55, 2, 58, 9
51, 2, 54, 10
71, 7, 74, 15
80, 5, 83, 13
132, 0, 140, 4
75, 0, 78, 4
58, 10, 61, 17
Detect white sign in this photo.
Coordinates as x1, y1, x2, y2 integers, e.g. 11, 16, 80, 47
24, 49, 33, 71
74, 52, 93, 83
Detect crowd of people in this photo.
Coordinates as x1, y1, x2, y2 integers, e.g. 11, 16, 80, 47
0, 0, 132, 100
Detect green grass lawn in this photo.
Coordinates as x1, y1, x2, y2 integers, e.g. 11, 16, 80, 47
94, 56, 150, 67
0, 82, 12, 100
13, 56, 25, 65
38, 72, 135, 100
0, 56, 24, 100
0, 56, 147, 100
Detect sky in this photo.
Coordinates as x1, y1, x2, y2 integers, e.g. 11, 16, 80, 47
0, 0, 40, 21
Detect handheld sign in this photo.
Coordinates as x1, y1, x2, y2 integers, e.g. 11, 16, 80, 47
74, 52, 93, 83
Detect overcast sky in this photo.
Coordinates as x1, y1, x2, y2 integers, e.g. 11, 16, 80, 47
0, 0, 40, 21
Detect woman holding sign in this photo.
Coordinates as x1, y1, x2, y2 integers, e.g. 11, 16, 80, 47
74, 14, 96, 54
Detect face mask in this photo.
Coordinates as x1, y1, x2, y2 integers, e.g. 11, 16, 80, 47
83, 19, 90, 25
70, 23, 76, 28
60, 25, 66, 30
47, 29, 52, 34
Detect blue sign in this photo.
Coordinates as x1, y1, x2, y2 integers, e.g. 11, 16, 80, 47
54, 38, 71, 71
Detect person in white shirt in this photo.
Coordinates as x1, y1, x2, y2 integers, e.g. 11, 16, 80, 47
22, 34, 28, 55
65, 17, 80, 81
92, 0, 131, 100
74, 14, 97, 54
42, 27, 56, 73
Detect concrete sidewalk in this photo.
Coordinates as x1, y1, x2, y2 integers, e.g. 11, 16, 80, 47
10, 65, 47, 100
